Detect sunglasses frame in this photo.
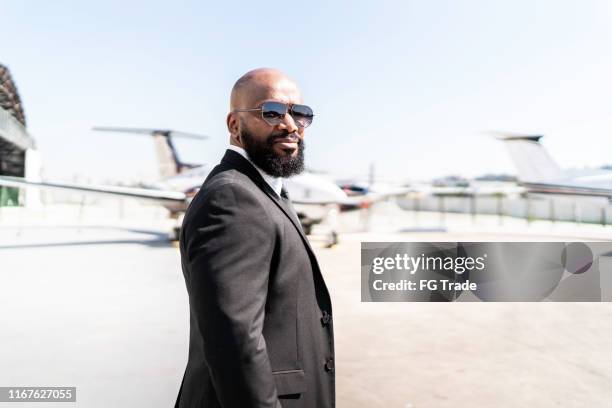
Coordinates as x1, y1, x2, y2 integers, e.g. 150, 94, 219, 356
233, 101, 314, 128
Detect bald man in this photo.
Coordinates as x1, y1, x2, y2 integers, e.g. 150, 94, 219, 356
175, 69, 335, 408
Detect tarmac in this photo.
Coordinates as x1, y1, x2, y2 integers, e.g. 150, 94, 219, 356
1, 202, 611, 407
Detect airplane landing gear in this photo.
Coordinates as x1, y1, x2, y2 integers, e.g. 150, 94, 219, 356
170, 226, 181, 242
325, 231, 339, 248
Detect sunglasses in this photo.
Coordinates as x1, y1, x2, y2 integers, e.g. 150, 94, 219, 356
233, 101, 314, 128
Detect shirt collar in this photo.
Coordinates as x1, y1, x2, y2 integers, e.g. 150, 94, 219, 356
227, 145, 283, 197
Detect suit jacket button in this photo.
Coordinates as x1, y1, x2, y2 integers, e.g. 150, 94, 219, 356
321, 311, 332, 326
324, 358, 335, 373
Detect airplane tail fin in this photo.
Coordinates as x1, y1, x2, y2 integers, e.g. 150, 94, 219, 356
493, 133, 565, 183
93, 127, 208, 178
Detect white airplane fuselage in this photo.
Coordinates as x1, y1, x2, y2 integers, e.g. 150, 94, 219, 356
147, 163, 350, 222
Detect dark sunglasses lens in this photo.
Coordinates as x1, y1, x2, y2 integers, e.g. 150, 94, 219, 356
290, 104, 314, 127
261, 102, 286, 124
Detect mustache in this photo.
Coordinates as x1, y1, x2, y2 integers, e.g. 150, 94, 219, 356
267, 131, 301, 144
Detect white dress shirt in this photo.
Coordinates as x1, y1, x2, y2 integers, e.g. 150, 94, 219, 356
227, 145, 283, 198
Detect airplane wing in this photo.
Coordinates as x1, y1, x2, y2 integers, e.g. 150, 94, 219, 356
292, 189, 413, 207
292, 185, 525, 207
292, 197, 367, 206
425, 185, 526, 196
291, 186, 441, 206
362, 187, 416, 202
0, 176, 186, 203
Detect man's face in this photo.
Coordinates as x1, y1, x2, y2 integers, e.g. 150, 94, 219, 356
234, 77, 307, 178
240, 120, 305, 178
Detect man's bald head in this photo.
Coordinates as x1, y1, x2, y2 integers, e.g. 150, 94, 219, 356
230, 68, 302, 110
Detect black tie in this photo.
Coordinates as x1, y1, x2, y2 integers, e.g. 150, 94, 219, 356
280, 188, 300, 225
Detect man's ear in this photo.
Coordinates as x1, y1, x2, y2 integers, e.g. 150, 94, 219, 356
226, 113, 241, 144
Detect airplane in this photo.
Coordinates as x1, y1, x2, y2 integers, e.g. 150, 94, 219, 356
495, 132, 612, 201
0, 127, 395, 245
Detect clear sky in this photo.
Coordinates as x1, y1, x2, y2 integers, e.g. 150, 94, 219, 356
2, 0, 611, 183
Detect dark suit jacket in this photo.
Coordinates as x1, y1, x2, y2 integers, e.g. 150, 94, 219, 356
175, 149, 335, 408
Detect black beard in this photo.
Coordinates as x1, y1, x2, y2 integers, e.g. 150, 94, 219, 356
240, 128, 305, 178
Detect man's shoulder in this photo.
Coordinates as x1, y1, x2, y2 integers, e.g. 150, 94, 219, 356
198, 166, 263, 203
202, 166, 255, 193
180, 166, 274, 246
185, 167, 266, 220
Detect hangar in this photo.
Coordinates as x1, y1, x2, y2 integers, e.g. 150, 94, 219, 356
0, 63, 36, 206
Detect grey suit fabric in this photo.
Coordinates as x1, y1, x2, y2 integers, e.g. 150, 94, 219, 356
175, 149, 335, 408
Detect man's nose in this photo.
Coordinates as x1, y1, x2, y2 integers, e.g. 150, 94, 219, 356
278, 112, 299, 134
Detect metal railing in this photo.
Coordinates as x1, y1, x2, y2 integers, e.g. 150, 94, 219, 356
398, 193, 612, 227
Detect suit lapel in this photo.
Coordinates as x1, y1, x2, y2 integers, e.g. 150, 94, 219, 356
220, 151, 332, 310
221, 150, 314, 252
